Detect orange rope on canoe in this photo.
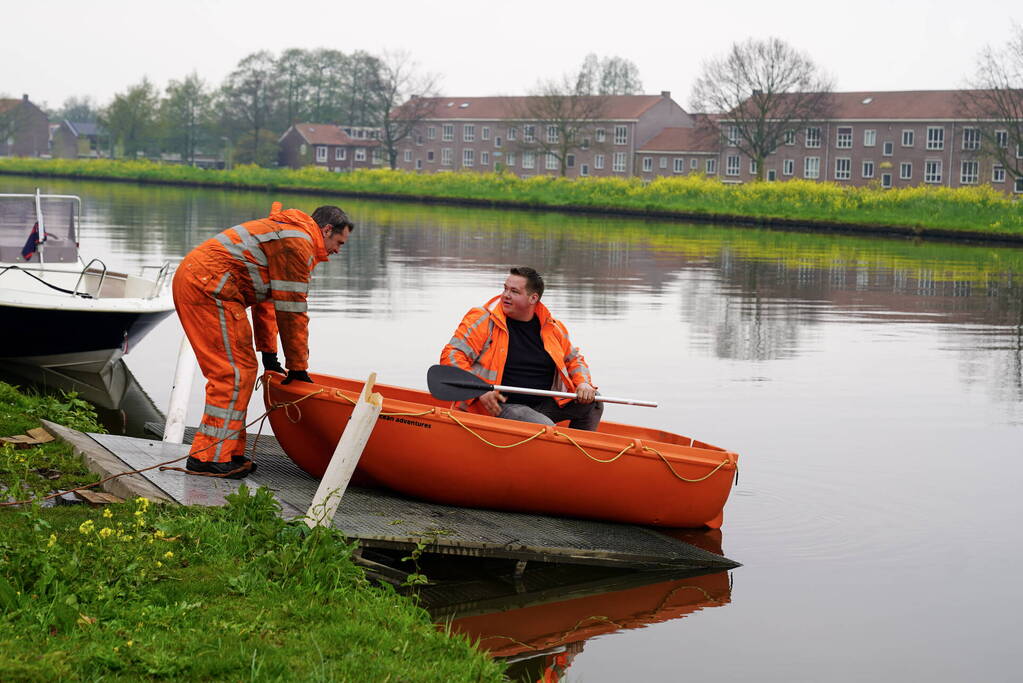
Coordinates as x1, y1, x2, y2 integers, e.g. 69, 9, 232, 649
642, 445, 734, 483
330, 389, 434, 418
444, 411, 547, 449
553, 429, 632, 464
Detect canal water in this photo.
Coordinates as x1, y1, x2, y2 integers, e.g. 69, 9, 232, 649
2, 176, 1021, 682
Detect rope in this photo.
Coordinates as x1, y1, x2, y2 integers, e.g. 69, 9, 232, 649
445, 411, 547, 449
328, 387, 433, 418
553, 429, 632, 464
641, 445, 733, 483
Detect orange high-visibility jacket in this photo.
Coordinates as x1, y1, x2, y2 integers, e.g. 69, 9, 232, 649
440, 295, 593, 414
180, 202, 327, 370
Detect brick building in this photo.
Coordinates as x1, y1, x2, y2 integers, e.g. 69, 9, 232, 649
278, 123, 382, 171
51, 120, 109, 158
635, 115, 722, 180
0, 95, 50, 157
391, 92, 690, 178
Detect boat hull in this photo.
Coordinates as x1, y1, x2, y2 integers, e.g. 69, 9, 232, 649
265, 373, 738, 528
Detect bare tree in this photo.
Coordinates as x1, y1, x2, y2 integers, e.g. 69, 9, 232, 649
219, 51, 280, 167
514, 77, 609, 177
57, 95, 100, 123
962, 25, 1023, 188
690, 37, 833, 181
373, 50, 439, 169
576, 54, 644, 95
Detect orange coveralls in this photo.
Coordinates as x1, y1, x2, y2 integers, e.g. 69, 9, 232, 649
439, 295, 593, 416
172, 203, 328, 463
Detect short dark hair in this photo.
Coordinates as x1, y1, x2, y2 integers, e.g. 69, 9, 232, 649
510, 266, 544, 299
311, 205, 354, 235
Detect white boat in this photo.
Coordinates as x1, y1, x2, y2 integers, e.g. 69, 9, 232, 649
0, 190, 175, 371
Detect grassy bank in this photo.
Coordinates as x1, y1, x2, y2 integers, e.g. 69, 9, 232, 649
2, 157, 1022, 239
0, 382, 504, 681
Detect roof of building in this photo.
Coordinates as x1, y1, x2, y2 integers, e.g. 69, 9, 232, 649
65, 121, 105, 137
727, 90, 988, 121
397, 94, 674, 121
285, 123, 378, 146
0, 99, 22, 114
639, 122, 719, 154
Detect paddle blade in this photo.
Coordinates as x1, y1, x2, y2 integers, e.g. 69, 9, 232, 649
426, 364, 493, 401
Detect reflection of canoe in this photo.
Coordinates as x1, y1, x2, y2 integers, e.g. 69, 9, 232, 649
445, 570, 732, 658
265, 373, 738, 528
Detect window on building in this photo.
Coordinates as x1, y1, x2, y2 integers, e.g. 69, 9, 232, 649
403, 150, 412, 163
614, 126, 628, 145
580, 164, 589, 177
993, 164, 1006, 183
783, 158, 794, 176
480, 151, 490, 166
507, 127, 517, 141
441, 148, 452, 166
594, 154, 605, 170
463, 149, 475, 167
804, 156, 820, 179
902, 129, 915, 147
612, 152, 626, 172
883, 141, 894, 156
581, 137, 590, 150
494, 136, 502, 148
643, 157, 653, 172
427, 150, 435, 162
427, 126, 436, 140
962, 127, 981, 151
926, 127, 944, 150
805, 127, 821, 148
726, 154, 740, 176
836, 127, 853, 149
546, 125, 559, 144
546, 152, 559, 170
924, 159, 942, 183
463, 124, 475, 142
506, 152, 516, 167
371, 148, 382, 164
481, 126, 490, 141
864, 129, 876, 147
415, 134, 423, 145
523, 125, 535, 143
834, 157, 851, 180
749, 159, 758, 175
995, 130, 1008, 148
316, 146, 327, 162
595, 128, 606, 143
690, 158, 698, 170
522, 151, 535, 169
726, 126, 739, 146
659, 156, 668, 169
673, 158, 685, 173
355, 148, 366, 161
566, 154, 575, 168
442, 124, 453, 141
705, 158, 717, 174
862, 160, 875, 178
1016, 177, 1023, 193
960, 160, 979, 184
335, 147, 346, 161
900, 162, 912, 180
415, 159, 423, 170
784, 129, 796, 145
881, 173, 892, 188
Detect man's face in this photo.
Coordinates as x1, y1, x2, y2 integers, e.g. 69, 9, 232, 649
501, 274, 538, 321
321, 225, 351, 255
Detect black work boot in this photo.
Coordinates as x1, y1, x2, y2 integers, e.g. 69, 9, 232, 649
186, 456, 255, 479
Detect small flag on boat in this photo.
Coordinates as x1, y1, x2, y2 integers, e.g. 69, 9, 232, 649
21, 222, 39, 260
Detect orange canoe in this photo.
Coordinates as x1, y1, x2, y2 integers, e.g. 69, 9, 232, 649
264, 373, 739, 528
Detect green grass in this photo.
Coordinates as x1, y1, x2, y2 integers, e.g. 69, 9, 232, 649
0, 382, 505, 681
1, 157, 1022, 238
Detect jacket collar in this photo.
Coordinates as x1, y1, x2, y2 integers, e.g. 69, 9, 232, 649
484, 294, 553, 330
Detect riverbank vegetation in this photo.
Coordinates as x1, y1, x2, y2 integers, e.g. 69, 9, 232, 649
2, 157, 1022, 238
0, 382, 504, 681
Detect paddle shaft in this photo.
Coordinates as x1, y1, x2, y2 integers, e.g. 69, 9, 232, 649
490, 383, 658, 408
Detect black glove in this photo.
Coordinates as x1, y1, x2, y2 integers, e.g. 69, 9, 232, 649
282, 369, 312, 385
261, 352, 285, 374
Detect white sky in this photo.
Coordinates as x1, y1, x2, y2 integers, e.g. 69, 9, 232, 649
2, 0, 1017, 112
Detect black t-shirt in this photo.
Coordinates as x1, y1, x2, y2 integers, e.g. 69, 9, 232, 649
502, 315, 556, 407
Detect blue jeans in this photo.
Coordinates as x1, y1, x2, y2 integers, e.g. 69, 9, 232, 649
498, 397, 603, 431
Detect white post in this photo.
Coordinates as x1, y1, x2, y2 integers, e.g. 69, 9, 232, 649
163, 335, 196, 444
305, 373, 383, 528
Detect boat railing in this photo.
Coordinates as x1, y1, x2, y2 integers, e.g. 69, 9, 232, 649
74, 258, 108, 299
138, 261, 175, 298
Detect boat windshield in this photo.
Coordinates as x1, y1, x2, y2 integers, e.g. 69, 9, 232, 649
0, 193, 79, 264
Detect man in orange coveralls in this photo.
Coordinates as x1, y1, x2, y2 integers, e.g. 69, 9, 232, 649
172, 202, 353, 478
440, 266, 601, 430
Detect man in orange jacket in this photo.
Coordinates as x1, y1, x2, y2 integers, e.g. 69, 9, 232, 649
440, 266, 602, 430
172, 202, 354, 478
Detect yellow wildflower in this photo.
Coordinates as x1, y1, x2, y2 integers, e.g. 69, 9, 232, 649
120, 535, 134, 542
98, 527, 114, 539
46, 534, 57, 548
102, 508, 113, 519
155, 561, 162, 568
135, 497, 150, 512
154, 530, 165, 538
164, 551, 174, 559
78, 520, 95, 535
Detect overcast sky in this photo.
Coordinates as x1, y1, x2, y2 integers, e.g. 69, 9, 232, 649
2, 0, 1017, 112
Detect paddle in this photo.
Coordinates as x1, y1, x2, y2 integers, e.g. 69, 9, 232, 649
426, 364, 658, 407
